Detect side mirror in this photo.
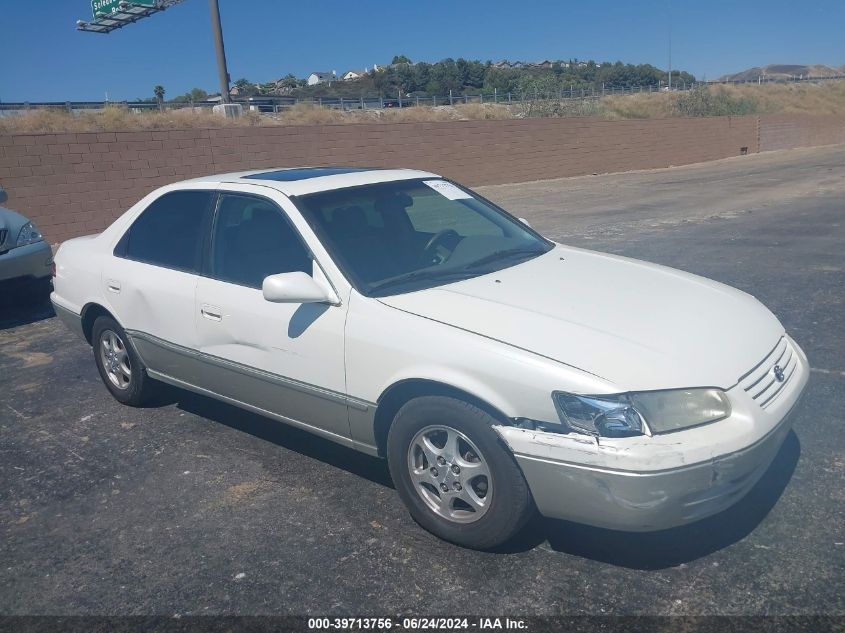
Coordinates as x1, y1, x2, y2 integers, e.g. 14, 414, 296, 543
518, 217, 531, 228
262, 272, 334, 304
0, 188, 7, 205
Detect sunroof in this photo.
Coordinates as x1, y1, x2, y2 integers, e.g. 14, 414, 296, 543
244, 167, 378, 182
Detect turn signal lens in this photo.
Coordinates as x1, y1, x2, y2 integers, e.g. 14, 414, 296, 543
553, 393, 646, 437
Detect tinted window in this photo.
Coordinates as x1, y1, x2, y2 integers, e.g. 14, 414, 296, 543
123, 191, 213, 272
210, 193, 311, 289
405, 194, 503, 237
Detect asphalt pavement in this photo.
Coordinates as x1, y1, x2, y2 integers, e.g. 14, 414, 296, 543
1, 146, 843, 616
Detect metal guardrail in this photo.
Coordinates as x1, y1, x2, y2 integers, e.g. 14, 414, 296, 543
2, 75, 843, 115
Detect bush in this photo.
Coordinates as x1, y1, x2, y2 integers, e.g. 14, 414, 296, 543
515, 95, 606, 118
674, 87, 758, 117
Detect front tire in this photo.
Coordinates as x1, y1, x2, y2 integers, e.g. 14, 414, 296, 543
91, 315, 154, 407
387, 396, 534, 549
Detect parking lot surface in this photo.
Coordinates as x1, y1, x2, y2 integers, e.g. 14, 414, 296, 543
1, 146, 843, 616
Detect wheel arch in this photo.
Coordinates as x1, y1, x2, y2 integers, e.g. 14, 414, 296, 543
372, 378, 512, 458
80, 302, 119, 344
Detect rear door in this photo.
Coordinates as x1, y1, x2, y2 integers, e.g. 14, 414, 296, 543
106, 189, 215, 383
192, 186, 351, 440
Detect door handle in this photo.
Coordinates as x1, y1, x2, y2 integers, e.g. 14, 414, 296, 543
106, 279, 121, 293
200, 304, 222, 321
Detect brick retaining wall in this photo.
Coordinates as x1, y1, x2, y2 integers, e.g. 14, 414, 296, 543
759, 114, 845, 152
0, 113, 842, 243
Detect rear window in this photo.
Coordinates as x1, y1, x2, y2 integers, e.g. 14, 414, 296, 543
119, 191, 214, 273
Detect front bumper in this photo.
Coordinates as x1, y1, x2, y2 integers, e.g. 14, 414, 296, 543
0, 240, 52, 283
496, 337, 810, 532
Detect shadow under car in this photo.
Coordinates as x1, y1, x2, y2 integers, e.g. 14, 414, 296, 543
0, 278, 54, 330
145, 381, 800, 565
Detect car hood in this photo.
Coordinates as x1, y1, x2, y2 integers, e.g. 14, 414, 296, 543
378, 245, 784, 391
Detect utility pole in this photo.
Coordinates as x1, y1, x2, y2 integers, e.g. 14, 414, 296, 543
667, 0, 673, 90
209, 0, 231, 103
77, 0, 232, 103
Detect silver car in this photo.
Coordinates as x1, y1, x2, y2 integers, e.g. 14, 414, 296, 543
0, 186, 53, 291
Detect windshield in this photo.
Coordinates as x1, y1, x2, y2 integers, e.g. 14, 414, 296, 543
295, 178, 552, 297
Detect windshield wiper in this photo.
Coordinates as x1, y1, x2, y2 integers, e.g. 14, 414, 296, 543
464, 247, 546, 270
369, 268, 478, 295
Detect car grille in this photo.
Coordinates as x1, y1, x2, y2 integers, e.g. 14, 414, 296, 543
738, 337, 798, 409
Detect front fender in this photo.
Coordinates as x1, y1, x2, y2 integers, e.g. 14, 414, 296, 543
345, 292, 614, 448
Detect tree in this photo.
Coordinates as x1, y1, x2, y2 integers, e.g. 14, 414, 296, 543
170, 87, 210, 104
248, 55, 696, 101
411, 62, 431, 94
428, 58, 463, 96
153, 85, 165, 110
483, 68, 521, 94
467, 60, 486, 88
276, 73, 300, 89
396, 62, 415, 94
233, 78, 259, 96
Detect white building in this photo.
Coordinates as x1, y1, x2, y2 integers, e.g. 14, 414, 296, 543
342, 68, 369, 81
307, 71, 336, 86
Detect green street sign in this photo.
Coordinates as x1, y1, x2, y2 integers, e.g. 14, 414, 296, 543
91, 0, 156, 19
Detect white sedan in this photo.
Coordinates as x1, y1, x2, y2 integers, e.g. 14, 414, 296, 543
51, 167, 808, 549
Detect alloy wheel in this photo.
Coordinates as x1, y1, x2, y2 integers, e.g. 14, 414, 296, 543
407, 424, 492, 523
99, 329, 132, 390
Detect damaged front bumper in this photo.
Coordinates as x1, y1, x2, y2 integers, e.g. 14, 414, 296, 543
495, 344, 809, 532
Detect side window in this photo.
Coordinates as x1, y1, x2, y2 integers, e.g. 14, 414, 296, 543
121, 190, 213, 272
210, 193, 312, 289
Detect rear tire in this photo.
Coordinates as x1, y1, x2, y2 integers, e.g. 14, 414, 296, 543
91, 315, 154, 407
387, 395, 534, 549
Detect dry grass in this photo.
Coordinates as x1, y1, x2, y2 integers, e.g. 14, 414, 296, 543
269, 103, 350, 125
2, 81, 844, 133
599, 81, 845, 119
267, 102, 514, 125
0, 104, 269, 133
721, 81, 845, 115
600, 92, 677, 119
0, 102, 515, 133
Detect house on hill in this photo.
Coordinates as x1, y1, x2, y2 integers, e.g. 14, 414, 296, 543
342, 68, 369, 81
307, 71, 336, 86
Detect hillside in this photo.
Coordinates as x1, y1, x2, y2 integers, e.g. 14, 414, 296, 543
242, 57, 696, 100
720, 64, 843, 82
3, 80, 844, 133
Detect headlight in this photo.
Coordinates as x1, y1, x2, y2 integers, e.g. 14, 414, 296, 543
553, 388, 731, 437
629, 389, 731, 433
16, 221, 44, 247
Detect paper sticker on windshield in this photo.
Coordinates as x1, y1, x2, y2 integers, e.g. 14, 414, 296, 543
423, 180, 473, 200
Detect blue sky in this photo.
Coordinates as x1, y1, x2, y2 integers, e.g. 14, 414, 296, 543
2, 0, 843, 102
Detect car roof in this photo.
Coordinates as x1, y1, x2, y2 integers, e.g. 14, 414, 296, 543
178, 166, 441, 197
